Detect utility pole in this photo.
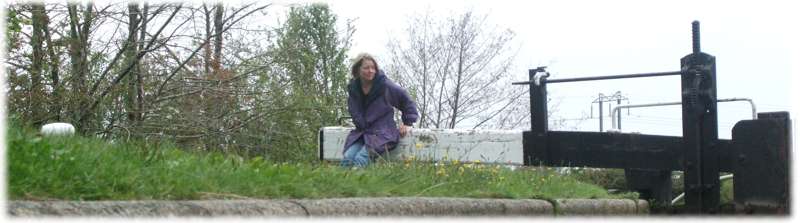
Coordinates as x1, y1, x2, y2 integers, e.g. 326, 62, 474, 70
592, 91, 628, 131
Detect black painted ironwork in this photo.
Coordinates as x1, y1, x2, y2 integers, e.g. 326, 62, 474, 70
512, 71, 682, 85
732, 112, 791, 213
679, 22, 720, 212
516, 21, 791, 214
524, 67, 549, 166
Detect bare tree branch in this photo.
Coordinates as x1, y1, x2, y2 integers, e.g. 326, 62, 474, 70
80, 3, 184, 123
153, 3, 271, 101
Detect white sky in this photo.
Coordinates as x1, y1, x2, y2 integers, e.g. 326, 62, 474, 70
312, 0, 798, 139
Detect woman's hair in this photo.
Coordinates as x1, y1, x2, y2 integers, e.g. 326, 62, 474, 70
350, 53, 379, 79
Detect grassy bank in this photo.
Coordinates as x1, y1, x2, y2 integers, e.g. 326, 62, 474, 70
7, 123, 635, 201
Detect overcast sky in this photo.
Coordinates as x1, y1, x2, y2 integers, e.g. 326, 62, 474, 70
309, 0, 798, 139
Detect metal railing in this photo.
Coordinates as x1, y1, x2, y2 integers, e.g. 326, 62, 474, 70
610, 98, 757, 130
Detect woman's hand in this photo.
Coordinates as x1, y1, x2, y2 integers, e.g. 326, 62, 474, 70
399, 124, 412, 137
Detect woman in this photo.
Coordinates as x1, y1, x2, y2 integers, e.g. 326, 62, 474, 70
341, 53, 418, 167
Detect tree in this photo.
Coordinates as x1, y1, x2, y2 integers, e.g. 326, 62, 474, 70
387, 10, 522, 129
6, 3, 74, 126
42, 5, 65, 122
4, 1, 351, 162
28, 3, 48, 125
140, 2, 271, 153
66, 2, 93, 128
269, 3, 353, 161
386, 9, 441, 128
123, 3, 141, 124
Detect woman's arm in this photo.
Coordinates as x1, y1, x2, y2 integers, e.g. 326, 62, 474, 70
387, 82, 419, 129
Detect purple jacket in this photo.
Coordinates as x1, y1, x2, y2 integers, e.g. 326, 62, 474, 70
344, 70, 419, 155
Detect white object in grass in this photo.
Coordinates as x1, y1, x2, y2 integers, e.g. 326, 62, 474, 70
41, 122, 76, 136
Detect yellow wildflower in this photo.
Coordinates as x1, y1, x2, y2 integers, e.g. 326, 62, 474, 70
436, 167, 448, 177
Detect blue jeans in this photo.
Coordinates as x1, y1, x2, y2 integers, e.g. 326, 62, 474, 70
341, 140, 371, 168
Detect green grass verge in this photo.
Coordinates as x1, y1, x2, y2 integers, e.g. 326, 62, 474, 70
7, 123, 634, 201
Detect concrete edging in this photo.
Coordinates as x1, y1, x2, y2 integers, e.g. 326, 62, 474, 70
554, 199, 649, 215
8, 198, 648, 217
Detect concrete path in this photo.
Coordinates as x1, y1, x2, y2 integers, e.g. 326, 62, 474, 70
8, 197, 648, 217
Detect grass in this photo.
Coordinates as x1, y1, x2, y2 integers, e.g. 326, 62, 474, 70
7, 123, 635, 201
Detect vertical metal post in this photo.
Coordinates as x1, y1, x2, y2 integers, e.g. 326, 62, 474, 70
617, 98, 622, 129
599, 96, 604, 132
524, 67, 549, 166
681, 20, 720, 213
692, 21, 701, 54
532, 70, 548, 134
